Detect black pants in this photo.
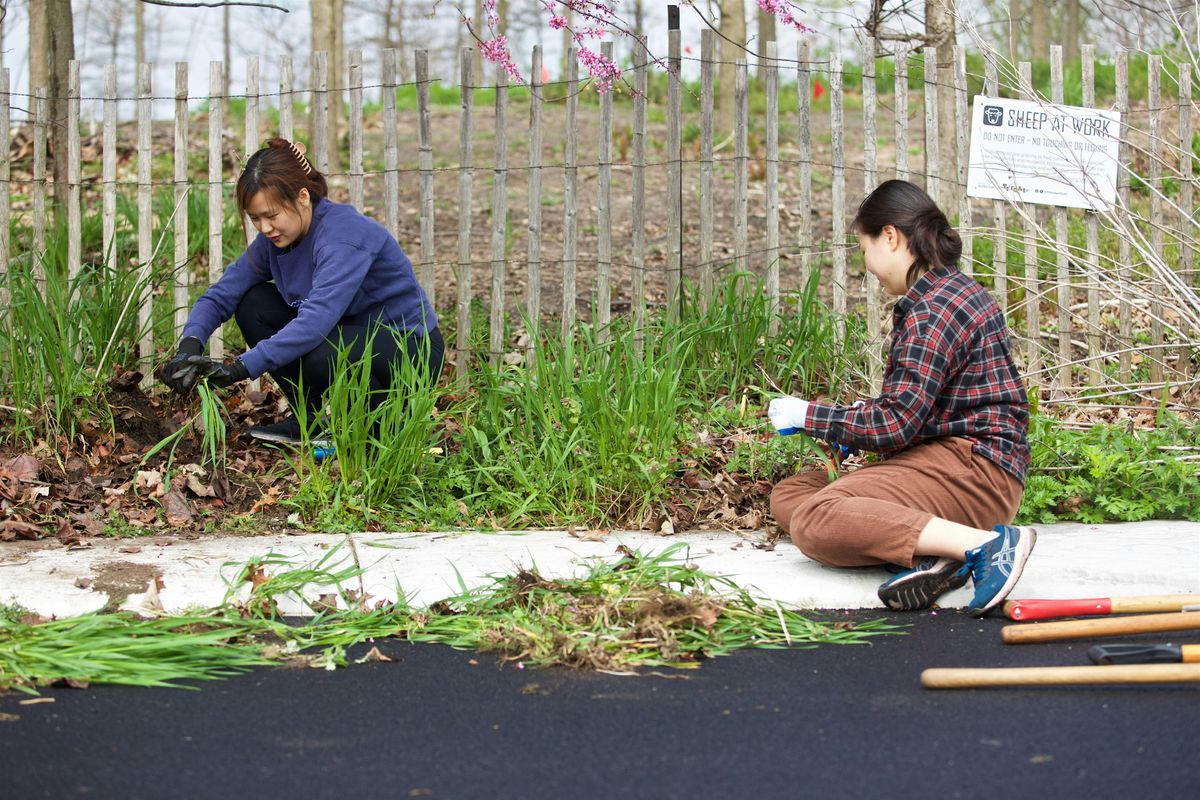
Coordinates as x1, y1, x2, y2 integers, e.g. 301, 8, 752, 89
234, 282, 444, 417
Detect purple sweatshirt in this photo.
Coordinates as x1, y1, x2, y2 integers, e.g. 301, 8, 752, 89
182, 198, 437, 379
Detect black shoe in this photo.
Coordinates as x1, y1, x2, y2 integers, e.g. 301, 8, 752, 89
248, 415, 333, 448
877, 556, 970, 611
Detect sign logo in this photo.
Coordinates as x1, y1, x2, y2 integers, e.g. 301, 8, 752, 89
983, 106, 1004, 126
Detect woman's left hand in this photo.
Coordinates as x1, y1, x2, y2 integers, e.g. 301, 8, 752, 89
184, 355, 250, 388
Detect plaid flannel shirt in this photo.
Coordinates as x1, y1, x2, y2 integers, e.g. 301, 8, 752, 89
805, 266, 1030, 483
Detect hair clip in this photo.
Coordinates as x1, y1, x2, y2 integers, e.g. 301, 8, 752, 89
288, 141, 313, 175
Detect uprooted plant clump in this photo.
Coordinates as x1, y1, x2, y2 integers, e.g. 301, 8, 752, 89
0, 545, 903, 694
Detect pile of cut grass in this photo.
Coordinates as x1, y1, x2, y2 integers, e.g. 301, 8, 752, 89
0, 545, 901, 693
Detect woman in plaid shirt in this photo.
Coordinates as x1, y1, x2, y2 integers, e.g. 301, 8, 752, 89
768, 180, 1036, 616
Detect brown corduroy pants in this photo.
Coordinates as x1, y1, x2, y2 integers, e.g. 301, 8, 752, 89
768, 437, 1024, 569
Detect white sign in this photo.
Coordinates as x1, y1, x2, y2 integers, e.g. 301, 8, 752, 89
966, 95, 1121, 211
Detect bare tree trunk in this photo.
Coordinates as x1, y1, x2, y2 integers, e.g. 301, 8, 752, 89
1064, 0, 1080, 62
135, 0, 145, 69
718, 0, 746, 136
222, 3, 231, 120
1009, 0, 1021, 62
1031, 0, 1048, 60
926, 0, 957, 211
756, 6, 776, 81
29, 0, 75, 204
311, 0, 344, 172
474, 0, 485, 80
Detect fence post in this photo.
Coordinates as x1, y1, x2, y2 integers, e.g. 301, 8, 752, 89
1179, 63, 1194, 292
562, 51, 579, 339
0, 68, 8, 317
797, 39, 813, 289
174, 62, 190, 340
244, 56, 260, 245
208, 61, 225, 359
1019, 61, 1039, 378
597, 41, 614, 339
1051, 45, 1071, 390
1148, 54, 1164, 386
894, 43, 909, 182
667, 14, 682, 321
454, 49, 475, 385
863, 35, 880, 382
923, 47, 940, 201
632, 40, 648, 351
985, 56, 1007, 315
279, 54, 294, 141
831, 50, 847, 339
137, 62, 154, 376
1179, 62, 1194, 378
416, 49, 436, 312
312, 51, 329, 175
734, 59, 748, 274
699, 30, 715, 309
1116, 50, 1133, 383
67, 61, 82, 288
1082, 45, 1101, 385
382, 49, 399, 240
102, 67, 117, 271
954, 46, 972, 277
489, 65, 509, 367
526, 45, 544, 363
348, 50, 364, 211
765, 41, 780, 334
32, 88, 47, 266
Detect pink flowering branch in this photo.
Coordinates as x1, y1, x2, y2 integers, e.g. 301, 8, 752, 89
462, 0, 812, 93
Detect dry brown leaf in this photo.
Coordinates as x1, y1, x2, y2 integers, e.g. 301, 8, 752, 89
355, 646, 396, 664
163, 488, 194, 527
568, 524, 608, 542
0, 519, 45, 541
250, 485, 283, 514
2, 455, 40, 483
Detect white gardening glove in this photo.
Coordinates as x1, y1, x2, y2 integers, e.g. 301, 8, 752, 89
768, 396, 810, 436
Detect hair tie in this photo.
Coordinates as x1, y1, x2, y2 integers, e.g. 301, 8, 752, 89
288, 141, 313, 175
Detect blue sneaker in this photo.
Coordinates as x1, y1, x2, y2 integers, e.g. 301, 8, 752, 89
964, 525, 1037, 617
877, 556, 969, 611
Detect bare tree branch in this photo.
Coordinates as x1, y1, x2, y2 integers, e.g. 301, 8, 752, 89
138, 0, 290, 12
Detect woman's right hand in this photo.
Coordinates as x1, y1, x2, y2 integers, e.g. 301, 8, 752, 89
158, 337, 206, 395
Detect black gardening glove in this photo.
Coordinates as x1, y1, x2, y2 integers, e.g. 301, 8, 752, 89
183, 355, 250, 389
159, 337, 207, 395
180, 357, 248, 391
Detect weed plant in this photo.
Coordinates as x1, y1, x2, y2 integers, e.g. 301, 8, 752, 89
0, 250, 149, 445
1018, 412, 1200, 524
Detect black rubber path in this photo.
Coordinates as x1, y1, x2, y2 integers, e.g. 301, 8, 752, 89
3, 610, 1197, 799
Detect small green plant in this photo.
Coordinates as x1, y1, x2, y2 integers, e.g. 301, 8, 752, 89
1018, 412, 1200, 524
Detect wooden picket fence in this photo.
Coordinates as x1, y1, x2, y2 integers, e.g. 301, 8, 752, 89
0, 34, 1197, 399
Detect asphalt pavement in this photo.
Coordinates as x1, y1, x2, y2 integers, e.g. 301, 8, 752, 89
2, 521, 1198, 799
3, 610, 1198, 800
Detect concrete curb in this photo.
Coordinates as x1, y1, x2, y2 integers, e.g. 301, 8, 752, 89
2, 521, 1197, 618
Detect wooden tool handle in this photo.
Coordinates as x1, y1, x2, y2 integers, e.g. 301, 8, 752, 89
922, 663, 1200, 689
1184, 645, 1200, 663
1002, 611, 1200, 644
1112, 594, 1200, 613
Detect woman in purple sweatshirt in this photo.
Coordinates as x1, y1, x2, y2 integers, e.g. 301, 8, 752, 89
159, 138, 442, 445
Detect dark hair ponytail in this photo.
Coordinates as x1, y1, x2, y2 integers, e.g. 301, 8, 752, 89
236, 137, 329, 215
852, 179, 962, 288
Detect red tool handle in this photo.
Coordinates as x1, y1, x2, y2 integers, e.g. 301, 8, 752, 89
1004, 597, 1112, 621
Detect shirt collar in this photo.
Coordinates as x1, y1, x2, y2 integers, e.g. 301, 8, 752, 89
893, 265, 956, 320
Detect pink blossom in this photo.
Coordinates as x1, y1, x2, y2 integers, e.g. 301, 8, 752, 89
549, 15, 568, 30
